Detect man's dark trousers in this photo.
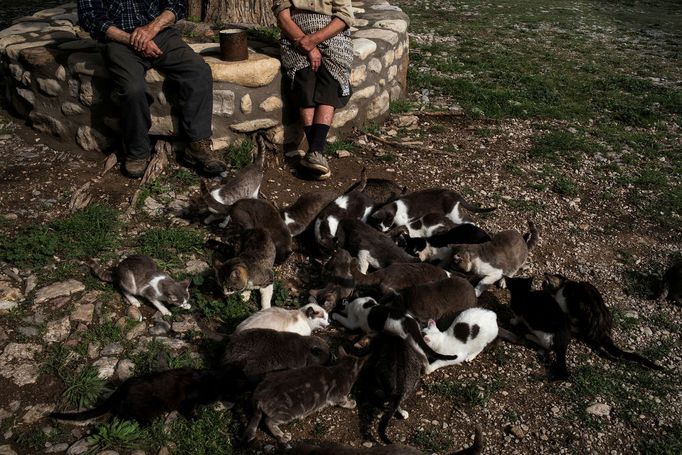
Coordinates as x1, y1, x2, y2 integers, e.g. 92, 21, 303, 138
105, 28, 212, 160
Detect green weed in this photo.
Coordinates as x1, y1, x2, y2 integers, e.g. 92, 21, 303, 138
89, 418, 144, 451
247, 26, 280, 44
411, 428, 451, 453
138, 227, 204, 267
130, 339, 202, 375
61, 366, 106, 409
224, 140, 254, 169
193, 292, 253, 331
390, 99, 414, 114
638, 422, 682, 454
326, 140, 355, 155
427, 378, 501, 407
137, 179, 170, 209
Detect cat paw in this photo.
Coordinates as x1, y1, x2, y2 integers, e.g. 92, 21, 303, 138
180, 303, 191, 310
340, 399, 356, 409
397, 409, 409, 420
278, 432, 292, 444
161, 308, 172, 317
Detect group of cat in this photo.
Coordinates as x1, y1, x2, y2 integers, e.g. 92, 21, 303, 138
51, 142, 672, 454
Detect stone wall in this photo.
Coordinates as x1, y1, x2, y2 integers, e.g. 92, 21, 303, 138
0, 1, 409, 153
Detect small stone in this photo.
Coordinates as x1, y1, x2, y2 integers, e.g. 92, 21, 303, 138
354, 29, 399, 45
44, 442, 69, 453
510, 425, 525, 438
366, 90, 390, 119
16, 327, 39, 337
76, 126, 110, 153
44, 316, 71, 343
127, 306, 143, 322
16, 88, 34, 106
93, 357, 118, 379
34, 280, 85, 303
36, 78, 62, 96
22, 403, 54, 424
101, 342, 124, 356
240, 94, 252, 114
71, 303, 94, 323
172, 316, 199, 333
115, 359, 135, 381
350, 64, 367, 87
126, 322, 147, 340
149, 321, 171, 336
374, 19, 408, 33
154, 337, 189, 351
362, 442, 373, 448
213, 89, 235, 116
185, 260, 209, 274
641, 326, 653, 336
0, 445, 17, 455
66, 438, 92, 455
586, 403, 611, 417
332, 105, 359, 128
230, 119, 279, 133
97, 450, 119, 455
259, 96, 282, 112
352, 38, 376, 60
396, 115, 418, 128
0, 301, 18, 313
367, 58, 382, 74
382, 50, 396, 67
29, 112, 67, 137
336, 150, 351, 158
87, 342, 100, 359
349, 86, 376, 103
61, 102, 84, 116
205, 53, 281, 87
56, 65, 66, 81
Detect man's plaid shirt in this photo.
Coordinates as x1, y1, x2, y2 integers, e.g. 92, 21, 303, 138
77, 0, 186, 42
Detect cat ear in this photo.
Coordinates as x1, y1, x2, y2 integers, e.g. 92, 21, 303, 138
305, 306, 316, 318
423, 335, 431, 343
181, 279, 191, 289
309, 289, 320, 297
428, 319, 436, 328
453, 254, 462, 263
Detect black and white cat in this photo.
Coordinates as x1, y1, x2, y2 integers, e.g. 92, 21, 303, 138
89, 255, 190, 317
388, 213, 457, 239
280, 191, 337, 236
369, 189, 495, 232
350, 261, 450, 296
235, 303, 329, 335
422, 308, 498, 374
334, 219, 418, 273
314, 191, 374, 251
543, 273, 664, 370
507, 277, 571, 379
451, 220, 539, 296
398, 223, 492, 264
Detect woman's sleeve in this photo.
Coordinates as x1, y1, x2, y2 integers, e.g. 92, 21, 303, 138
331, 0, 354, 27
272, 0, 293, 18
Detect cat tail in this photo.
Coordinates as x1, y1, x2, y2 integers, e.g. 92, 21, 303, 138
343, 167, 367, 194
600, 336, 664, 371
378, 394, 401, 444
49, 395, 113, 421
87, 259, 113, 283
459, 199, 497, 214
254, 134, 267, 169
523, 220, 540, 251
449, 426, 484, 455
402, 317, 459, 361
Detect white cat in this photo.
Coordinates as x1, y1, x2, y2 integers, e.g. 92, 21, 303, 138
235, 303, 329, 336
422, 307, 498, 374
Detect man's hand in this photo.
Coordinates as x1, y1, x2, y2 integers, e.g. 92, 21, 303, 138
297, 34, 319, 53
130, 23, 160, 52
140, 40, 163, 59
308, 47, 322, 72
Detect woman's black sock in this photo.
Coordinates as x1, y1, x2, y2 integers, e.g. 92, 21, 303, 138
310, 123, 330, 152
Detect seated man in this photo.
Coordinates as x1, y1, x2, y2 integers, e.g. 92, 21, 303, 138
273, 0, 354, 180
77, 0, 226, 178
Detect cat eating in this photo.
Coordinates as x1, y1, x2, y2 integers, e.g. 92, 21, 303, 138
235, 303, 329, 336
88, 255, 190, 317
245, 347, 367, 444
280, 191, 337, 236
399, 223, 491, 264
543, 273, 664, 370
350, 261, 450, 296
451, 220, 539, 296
422, 308, 499, 374
309, 248, 357, 311
211, 229, 276, 310
314, 191, 375, 252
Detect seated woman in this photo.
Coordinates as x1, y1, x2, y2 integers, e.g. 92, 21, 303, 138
273, 0, 354, 180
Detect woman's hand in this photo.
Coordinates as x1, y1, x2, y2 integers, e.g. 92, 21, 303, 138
308, 47, 322, 72
297, 34, 319, 52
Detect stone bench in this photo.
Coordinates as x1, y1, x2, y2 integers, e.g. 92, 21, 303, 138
0, 1, 409, 154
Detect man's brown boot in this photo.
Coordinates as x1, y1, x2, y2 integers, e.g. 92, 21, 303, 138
184, 138, 227, 175
123, 158, 148, 179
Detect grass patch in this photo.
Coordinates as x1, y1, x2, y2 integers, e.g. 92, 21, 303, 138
171, 168, 201, 187
326, 140, 355, 155
529, 130, 602, 166
61, 366, 106, 409
552, 175, 579, 197
137, 179, 170, 209
89, 418, 144, 451
622, 270, 662, 299
193, 292, 253, 332
411, 428, 452, 453
638, 422, 682, 454
611, 307, 639, 332
130, 339, 202, 375
224, 140, 254, 169
246, 26, 280, 45
0, 204, 120, 269
427, 378, 501, 407
138, 227, 204, 267
389, 98, 414, 114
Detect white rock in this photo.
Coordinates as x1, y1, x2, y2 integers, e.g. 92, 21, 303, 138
21, 403, 54, 423
44, 316, 71, 343
115, 359, 135, 381
66, 438, 92, 455
16, 88, 34, 105
259, 96, 282, 112
388, 65, 398, 80
56, 64, 67, 81
352, 38, 376, 60
34, 280, 85, 304
76, 126, 109, 153
44, 443, 69, 453
350, 65, 367, 87
61, 101, 84, 116
213, 89, 235, 116
382, 50, 395, 67
366, 90, 390, 119
67, 52, 108, 77
71, 303, 94, 323
185, 259, 209, 274
149, 115, 180, 136
93, 357, 118, 379
374, 19, 408, 33
230, 119, 279, 133
0, 301, 18, 312
205, 53, 281, 87
125, 322, 146, 340
240, 94, 252, 114
354, 29, 399, 45
336, 150, 351, 158
172, 316, 199, 333
586, 403, 611, 417
370, 4, 402, 11
331, 105, 359, 128
0, 445, 17, 455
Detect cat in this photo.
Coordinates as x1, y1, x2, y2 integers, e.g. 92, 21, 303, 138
366, 334, 425, 444
88, 255, 190, 317
332, 297, 459, 363
49, 367, 243, 425
223, 329, 330, 380
399, 223, 492, 264
334, 219, 419, 273
344, 176, 407, 206
660, 261, 681, 306
422, 308, 499, 374
543, 273, 664, 370
314, 191, 375, 252
234, 303, 329, 335
211, 229, 276, 310
280, 191, 337, 236
290, 427, 483, 454
225, 198, 293, 263
388, 212, 457, 239
200, 138, 264, 225
451, 220, 539, 296
507, 277, 571, 379
309, 249, 356, 311
245, 347, 367, 444
369, 189, 496, 232
350, 261, 450, 296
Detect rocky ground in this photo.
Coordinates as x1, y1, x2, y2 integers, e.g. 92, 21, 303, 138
0, 0, 681, 454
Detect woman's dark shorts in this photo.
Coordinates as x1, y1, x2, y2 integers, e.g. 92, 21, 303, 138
291, 64, 351, 109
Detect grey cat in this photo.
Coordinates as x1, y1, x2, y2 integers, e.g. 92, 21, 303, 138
201, 138, 265, 225
451, 220, 539, 296
350, 261, 450, 296
211, 229, 276, 309
334, 219, 418, 273
344, 175, 407, 206
246, 347, 367, 444
314, 191, 375, 252
309, 248, 356, 311
281, 191, 337, 236
222, 329, 330, 380
89, 255, 190, 317
225, 198, 293, 264
369, 189, 496, 232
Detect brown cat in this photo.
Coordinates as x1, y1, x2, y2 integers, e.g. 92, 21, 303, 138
281, 191, 337, 236
211, 229, 276, 309
350, 260, 450, 296
309, 249, 356, 311
451, 220, 539, 296
222, 329, 330, 380
543, 274, 664, 370
246, 347, 367, 444
226, 198, 293, 263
